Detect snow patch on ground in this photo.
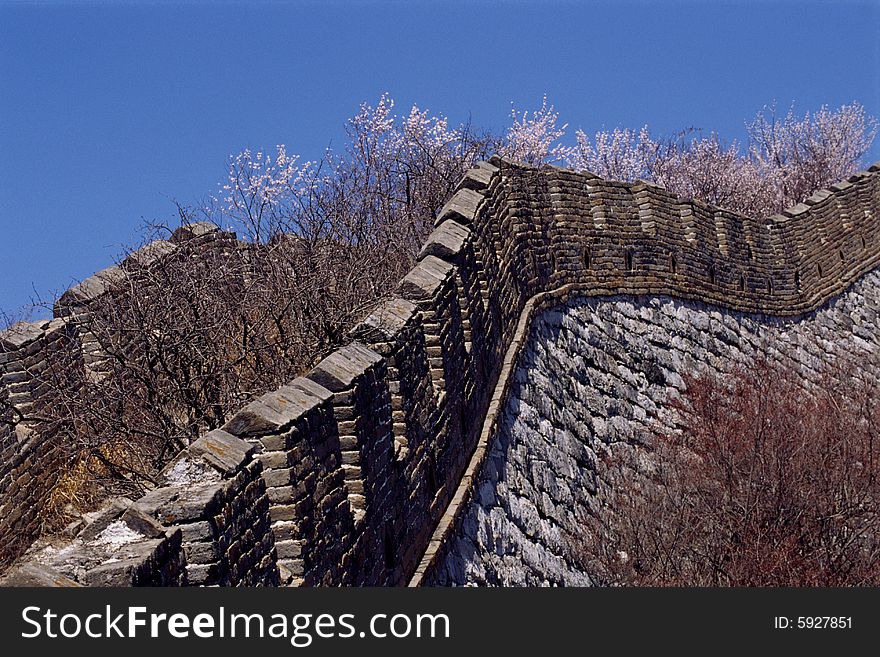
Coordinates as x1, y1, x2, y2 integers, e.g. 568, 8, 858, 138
91, 520, 143, 547
163, 456, 219, 486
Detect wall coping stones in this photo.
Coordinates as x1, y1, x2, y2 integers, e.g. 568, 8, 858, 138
418, 220, 471, 261
136, 429, 254, 524
270, 383, 331, 415
805, 189, 833, 205
138, 480, 228, 525
782, 203, 811, 218
186, 429, 254, 476
397, 255, 455, 301
223, 381, 332, 439
57, 265, 127, 309
288, 376, 334, 403
435, 187, 484, 226
170, 221, 224, 243
351, 297, 418, 344
454, 161, 498, 192
0, 320, 51, 350
50, 221, 230, 317
306, 341, 383, 392
222, 398, 295, 438
122, 239, 178, 269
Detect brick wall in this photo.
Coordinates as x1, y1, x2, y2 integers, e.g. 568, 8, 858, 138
2, 157, 879, 585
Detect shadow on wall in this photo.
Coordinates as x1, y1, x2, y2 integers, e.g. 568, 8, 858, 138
1, 157, 879, 586
426, 279, 880, 586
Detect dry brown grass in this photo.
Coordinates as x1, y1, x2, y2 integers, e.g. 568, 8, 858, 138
39, 442, 143, 533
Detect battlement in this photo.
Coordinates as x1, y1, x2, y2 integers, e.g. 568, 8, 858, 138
2, 156, 879, 585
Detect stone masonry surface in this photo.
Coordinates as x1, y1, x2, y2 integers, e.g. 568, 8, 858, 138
2, 156, 879, 585
427, 270, 880, 585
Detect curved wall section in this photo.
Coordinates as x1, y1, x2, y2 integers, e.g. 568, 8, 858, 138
2, 157, 879, 586
425, 270, 880, 585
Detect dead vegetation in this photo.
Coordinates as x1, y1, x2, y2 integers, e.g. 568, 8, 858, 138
575, 360, 880, 586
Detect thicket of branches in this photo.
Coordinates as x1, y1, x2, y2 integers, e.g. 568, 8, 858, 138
545, 98, 876, 217
575, 361, 880, 586
1, 94, 876, 525
26, 98, 496, 518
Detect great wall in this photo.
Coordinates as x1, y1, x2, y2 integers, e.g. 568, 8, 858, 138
1, 155, 879, 586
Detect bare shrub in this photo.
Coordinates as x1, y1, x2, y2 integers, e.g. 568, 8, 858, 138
576, 360, 880, 586
564, 101, 877, 217
21, 99, 494, 522
3, 95, 875, 529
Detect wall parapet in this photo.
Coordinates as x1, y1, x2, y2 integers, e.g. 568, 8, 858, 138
0, 223, 238, 569
2, 156, 880, 585
0, 425, 277, 586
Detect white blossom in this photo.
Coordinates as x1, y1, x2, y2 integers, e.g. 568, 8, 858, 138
501, 95, 570, 165
567, 126, 657, 181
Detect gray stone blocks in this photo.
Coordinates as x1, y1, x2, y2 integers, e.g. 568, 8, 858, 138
3, 155, 880, 589
307, 342, 383, 393
418, 220, 471, 261
435, 188, 484, 226
397, 255, 454, 301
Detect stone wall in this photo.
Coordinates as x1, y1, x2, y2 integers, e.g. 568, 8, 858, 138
2, 156, 879, 585
0, 428, 278, 587
0, 318, 82, 567
425, 270, 880, 585
0, 223, 237, 569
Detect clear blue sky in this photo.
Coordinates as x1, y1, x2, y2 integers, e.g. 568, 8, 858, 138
1, 0, 878, 317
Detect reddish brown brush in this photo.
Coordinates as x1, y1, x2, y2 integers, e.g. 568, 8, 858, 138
578, 359, 880, 586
